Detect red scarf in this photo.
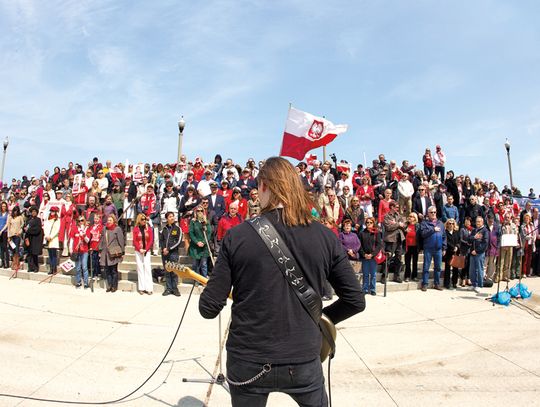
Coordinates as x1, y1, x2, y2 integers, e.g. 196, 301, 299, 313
106, 223, 116, 231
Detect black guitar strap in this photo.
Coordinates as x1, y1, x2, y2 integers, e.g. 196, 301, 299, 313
247, 215, 335, 359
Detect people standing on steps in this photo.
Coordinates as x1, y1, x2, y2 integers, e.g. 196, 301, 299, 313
160, 211, 182, 297
7, 206, 24, 271
43, 206, 61, 275
25, 206, 43, 273
133, 213, 154, 295
99, 214, 125, 293
0, 201, 10, 268
70, 215, 91, 289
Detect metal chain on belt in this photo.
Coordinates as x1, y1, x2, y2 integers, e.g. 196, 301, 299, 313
225, 364, 271, 386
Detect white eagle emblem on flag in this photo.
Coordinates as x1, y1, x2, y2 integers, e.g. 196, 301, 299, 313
307, 120, 324, 140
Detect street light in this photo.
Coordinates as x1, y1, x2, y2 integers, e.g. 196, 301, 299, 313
504, 138, 514, 192
177, 116, 186, 164
0, 136, 9, 188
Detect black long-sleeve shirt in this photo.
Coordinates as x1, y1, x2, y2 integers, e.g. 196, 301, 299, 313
199, 209, 365, 364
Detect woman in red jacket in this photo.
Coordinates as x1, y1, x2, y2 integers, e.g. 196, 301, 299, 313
356, 176, 374, 218
423, 148, 434, 179
59, 193, 77, 257
70, 216, 91, 289
404, 212, 419, 282
133, 213, 154, 294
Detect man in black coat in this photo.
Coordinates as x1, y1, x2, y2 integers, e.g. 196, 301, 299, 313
160, 212, 182, 297
25, 206, 43, 272
412, 185, 433, 220
199, 157, 365, 406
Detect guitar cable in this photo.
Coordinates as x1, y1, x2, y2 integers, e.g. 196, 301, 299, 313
0, 283, 196, 404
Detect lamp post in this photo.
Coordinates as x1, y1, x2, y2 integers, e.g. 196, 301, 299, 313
0, 137, 8, 188
177, 116, 186, 164
504, 138, 514, 192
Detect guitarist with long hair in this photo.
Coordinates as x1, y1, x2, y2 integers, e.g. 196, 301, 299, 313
199, 156, 365, 407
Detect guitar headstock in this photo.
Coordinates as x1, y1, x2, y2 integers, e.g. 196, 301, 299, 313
165, 261, 208, 286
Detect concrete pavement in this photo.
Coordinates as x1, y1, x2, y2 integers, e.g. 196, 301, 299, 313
0, 275, 539, 406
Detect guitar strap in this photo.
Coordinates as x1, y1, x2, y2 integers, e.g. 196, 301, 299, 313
247, 215, 335, 359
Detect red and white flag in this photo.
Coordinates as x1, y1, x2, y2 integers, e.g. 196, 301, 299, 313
304, 153, 317, 166
280, 107, 348, 160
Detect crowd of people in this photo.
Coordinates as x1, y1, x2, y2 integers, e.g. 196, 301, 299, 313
1, 146, 539, 297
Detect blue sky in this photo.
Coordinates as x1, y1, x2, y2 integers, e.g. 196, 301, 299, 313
1, 0, 539, 192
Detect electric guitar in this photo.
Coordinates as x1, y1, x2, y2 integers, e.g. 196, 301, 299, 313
164, 261, 336, 362
165, 261, 210, 286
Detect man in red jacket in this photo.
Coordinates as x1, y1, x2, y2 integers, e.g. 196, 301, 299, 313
217, 201, 242, 243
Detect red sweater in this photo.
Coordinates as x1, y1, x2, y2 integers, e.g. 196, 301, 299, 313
405, 224, 417, 249
217, 214, 243, 241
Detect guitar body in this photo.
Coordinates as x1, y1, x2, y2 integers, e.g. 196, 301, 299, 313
320, 314, 337, 362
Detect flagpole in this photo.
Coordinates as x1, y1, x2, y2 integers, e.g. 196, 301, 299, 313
322, 115, 327, 163
279, 102, 292, 157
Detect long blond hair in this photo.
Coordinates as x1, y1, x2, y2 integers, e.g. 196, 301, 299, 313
257, 157, 313, 226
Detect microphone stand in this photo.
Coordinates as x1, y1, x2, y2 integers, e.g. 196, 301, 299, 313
182, 221, 229, 391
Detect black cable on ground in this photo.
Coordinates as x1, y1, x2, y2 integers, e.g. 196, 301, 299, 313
0, 283, 196, 404
511, 298, 540, 319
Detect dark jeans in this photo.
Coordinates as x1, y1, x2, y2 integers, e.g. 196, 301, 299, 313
0, 230, 9, 266
105, 264, 119, 289
89, 251, 101, 278
534, 240, 540, 276
404, 245, 418, 280
47, 248, 58, 271
424, 166, 433, 179
443, 252, 459, 288
162, 252, 179, 292
226, 355, 328, 407
435, 165, 445, 180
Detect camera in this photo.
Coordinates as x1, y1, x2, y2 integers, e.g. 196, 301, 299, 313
330, 153, 337, 162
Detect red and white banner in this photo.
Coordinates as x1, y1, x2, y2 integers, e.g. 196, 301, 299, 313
72, 174, 83, 195
280, 107, 348, 160
337, 161, 351, 173
304, 153, 317, 166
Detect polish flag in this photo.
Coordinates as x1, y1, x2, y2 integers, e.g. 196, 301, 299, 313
304, 153, 317, 166
280, 107, 348, 160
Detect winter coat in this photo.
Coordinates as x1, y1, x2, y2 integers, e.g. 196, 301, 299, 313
419, 219, 447, 252
99, 226, 125, 266
358, 229, 383, 259
43, 218, 61, 249
25, 216, 44, 255
188, 219, 213, 259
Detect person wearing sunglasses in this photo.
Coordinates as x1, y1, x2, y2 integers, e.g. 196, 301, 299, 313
133, 213, 154, 295
70, 216, 91, 289
189, 205, 213, 278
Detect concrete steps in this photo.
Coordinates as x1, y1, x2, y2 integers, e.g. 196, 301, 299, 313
27, 230, 443, 295
0, 267, 203, 294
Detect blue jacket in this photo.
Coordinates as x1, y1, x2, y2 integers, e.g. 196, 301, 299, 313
469, 226, 489, 254
442, 204, 459, 223
419, 219, 447, 252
